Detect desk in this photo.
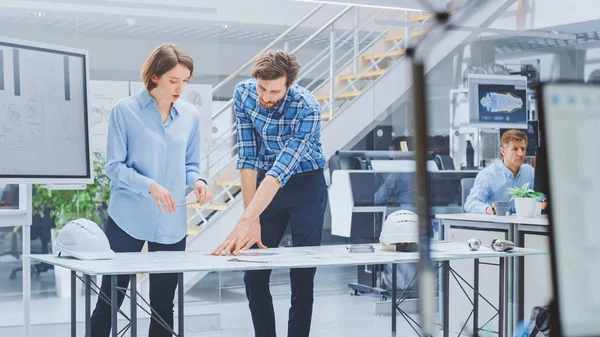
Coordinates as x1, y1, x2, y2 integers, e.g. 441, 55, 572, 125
30, 242, 546, 337
435, 214, 550, 336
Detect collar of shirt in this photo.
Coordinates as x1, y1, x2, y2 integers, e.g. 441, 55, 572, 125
136, 89, 182, 120
498, 159, 521, 179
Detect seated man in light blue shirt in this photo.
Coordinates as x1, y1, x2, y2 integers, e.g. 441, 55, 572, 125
465, 129, 534, 214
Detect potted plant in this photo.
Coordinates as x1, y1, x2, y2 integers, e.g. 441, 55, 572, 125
32, 152, 111, 297
507, 183, 544, 218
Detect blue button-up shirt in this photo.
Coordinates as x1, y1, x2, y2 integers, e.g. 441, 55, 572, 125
464, 160, 535, 214
105, 89, 202, 244
234, 79, 326, 187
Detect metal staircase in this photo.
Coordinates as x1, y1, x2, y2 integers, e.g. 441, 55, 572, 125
183, 5, 438, 233
138, 0, 515, 293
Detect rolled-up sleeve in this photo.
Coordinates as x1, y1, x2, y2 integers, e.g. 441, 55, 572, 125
464, 172, 491, 214
234, 85, 260, 171
266, 105, 321, 187
105, 104, 154, 196
185, 113, 203, 188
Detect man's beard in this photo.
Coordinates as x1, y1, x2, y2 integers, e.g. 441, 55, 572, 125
259, 97, 285, 110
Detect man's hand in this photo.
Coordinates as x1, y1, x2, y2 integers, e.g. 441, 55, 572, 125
149, 182, 176, 214
211, 217, 267, 256
194, 180, 214, 205
486, 204, 495, 215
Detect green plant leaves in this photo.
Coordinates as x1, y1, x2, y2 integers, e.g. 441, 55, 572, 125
506, 182, 545, 201
32, 152, 111, 230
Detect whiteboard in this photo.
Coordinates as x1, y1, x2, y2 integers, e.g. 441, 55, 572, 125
540, 83, 600, 337
0, 37, 92, 184
89, 81, 129, 155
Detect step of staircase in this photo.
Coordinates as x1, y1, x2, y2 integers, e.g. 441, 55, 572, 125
338, 69, 386, 81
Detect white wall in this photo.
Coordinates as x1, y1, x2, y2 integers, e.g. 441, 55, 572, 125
490, 0, 600, 31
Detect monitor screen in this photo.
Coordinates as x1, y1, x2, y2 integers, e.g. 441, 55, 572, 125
500, 120, 538, 156
539, 82, 600, 337
469, 74, 528, 128
349, 171, 478, 207
0, 184, 27, 215
0, 38, 91, 184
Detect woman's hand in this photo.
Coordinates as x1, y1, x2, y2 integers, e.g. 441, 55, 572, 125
149, 182, 176, 213
194, 180, 214, 205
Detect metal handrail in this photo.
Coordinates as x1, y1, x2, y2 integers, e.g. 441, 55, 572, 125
326, 13, 436, 110
303, 20, 389, 91
291, 6, 353, 54
305, 9, 401, 92
322, 15, 436, 119
210, 5, 355, 120
297, 8, 385, 84
194, 7, 433, 220
200, 123, 236, 161
211, 3, 325, 95
309, 14, 403, 104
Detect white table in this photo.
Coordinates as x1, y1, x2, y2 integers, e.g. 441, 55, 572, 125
29, 242, 547, 337
435, 214, 550, 336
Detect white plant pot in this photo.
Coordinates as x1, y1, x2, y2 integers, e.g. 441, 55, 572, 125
515, 198, 536, 218
51, 229, 82, 298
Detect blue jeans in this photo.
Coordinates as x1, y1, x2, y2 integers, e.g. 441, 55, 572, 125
90, 216, 186, 337
244, 170, 328, 337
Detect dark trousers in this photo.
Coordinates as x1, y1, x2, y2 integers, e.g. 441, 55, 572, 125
244, 170, 328, 337
90, 216, 186, 337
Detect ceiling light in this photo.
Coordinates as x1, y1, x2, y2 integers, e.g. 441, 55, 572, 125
221, 24, 232, 29
126, 18, 136, 26
27, 12, 46, 18
292, 0, 421, 11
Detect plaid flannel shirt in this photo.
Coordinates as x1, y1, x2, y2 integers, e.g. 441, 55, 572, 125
234, 79, 326, 187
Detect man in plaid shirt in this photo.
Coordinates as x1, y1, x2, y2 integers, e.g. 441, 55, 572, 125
213, 50, 328, 337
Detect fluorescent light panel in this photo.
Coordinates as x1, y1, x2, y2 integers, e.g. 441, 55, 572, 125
292, 0, 423, 11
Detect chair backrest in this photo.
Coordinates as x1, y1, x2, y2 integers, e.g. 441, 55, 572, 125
461, 178, 476, 210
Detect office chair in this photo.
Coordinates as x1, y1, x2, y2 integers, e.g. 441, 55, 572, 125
9, 208, 54, 280
461, 178, 475, 212
0, 228, 19, 260
0, 185, 20, 260
435, 154, 456, 170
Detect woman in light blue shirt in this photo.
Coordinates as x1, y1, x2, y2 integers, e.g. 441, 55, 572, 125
91, 44, 213, 337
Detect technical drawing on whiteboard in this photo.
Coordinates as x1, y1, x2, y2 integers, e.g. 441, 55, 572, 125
0, 98, 44, 150
0, 38, 91, 183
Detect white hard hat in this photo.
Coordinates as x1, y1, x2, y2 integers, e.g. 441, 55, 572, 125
379, 210, 419, 252
54, 218, 115, 260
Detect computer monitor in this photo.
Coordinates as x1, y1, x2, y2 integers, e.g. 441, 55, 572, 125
0, 37, 92, 184
0, 184, 28, 216
468, 74, 529, 129
500, 120, 539, 157
537, 82, 600, 337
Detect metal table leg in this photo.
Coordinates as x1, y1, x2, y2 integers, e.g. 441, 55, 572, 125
71, 271, 77, 337
131, 274, 137, 337
499, 257, 505, 337
392, 263, 397, 336
85, 275, 91, 337
443, 261, 449, 337
178, 273, 184, 337
474, 259, 480, 336
111, 275, 118, 337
